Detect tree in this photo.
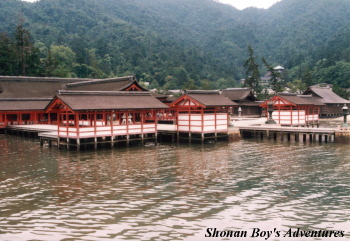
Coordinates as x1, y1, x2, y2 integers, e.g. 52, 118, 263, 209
333, 84, 350, 100
200, 79, 212, 90
301, 67, 314, 87
243, 45, 261, 95
0, 33, 16, 75
41, 48, 58, 76
183, 79, 198, 90
47, 45, 77, 77
162, 75, 178, 92
214, 77, 237, 89
287, 79, 307, 94
262, 57, 283, 93
14, 17, 40, 76
174, 66, 190, 88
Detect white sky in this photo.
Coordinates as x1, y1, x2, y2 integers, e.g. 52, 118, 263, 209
217, 0, 281, 9
22, 0, 282, 10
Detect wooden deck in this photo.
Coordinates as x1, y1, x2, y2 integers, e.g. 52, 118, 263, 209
4, 122, 349, 148
5, 124, 157, 150
238, 125, 337, 142
6, 124, 58, 135
239, 125, 335, 134
157, 123, 229, 144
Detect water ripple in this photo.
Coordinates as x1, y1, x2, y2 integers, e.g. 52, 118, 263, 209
0, 135, 350, 240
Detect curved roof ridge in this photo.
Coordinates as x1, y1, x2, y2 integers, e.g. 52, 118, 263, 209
0, 75, 94, 83
66, 76, 135, 87
185, 90, 220, 95
0, 98, 52, 101
57, 90, 151, 96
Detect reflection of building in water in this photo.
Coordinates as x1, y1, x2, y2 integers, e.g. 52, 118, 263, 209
175, 145, 231, 185
0, 137, 10, 155
54, 147, 161, 203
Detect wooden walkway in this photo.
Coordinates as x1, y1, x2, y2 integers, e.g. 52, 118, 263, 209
4, 123, 349, 148
6, 125, 58, 135
238, 125, 337, 142
157, 124, 229, 144
5, 124, 157, 150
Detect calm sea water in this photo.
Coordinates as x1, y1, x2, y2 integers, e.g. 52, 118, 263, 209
0, 122, 350, 241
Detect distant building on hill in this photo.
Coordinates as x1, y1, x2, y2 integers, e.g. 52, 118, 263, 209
259, 65, 285, 87
273, 65, 285, 72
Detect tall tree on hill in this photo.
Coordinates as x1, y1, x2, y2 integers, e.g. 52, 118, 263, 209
243, 45, 261, 95
0, 33, 16, 75
14, 17, 40, 76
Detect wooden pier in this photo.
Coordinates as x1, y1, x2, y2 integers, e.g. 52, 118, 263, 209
157, 129, 229, 144
4, 124, 157, 150
6, 124, 58, 137
239, 125, 337, 143
3, 122, 349, 149
38, 132, 157, 150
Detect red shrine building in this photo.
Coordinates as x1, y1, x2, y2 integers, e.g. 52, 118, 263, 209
43, 91, 168, 148
158, 90, 237, 141
0, 75, 149, 130
260, 93, 324, 126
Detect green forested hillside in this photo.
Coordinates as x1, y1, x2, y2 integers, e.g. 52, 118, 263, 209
0, 0, 350, 93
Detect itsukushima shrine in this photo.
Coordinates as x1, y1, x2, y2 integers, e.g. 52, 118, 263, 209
259, 93, 323, 127
40, 90, 168, 150
157, 90, 237, 143
4, 90, 239, 149
1, 75, 350, 149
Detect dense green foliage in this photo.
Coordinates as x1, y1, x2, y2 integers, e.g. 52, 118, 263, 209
0, 0, 350, 95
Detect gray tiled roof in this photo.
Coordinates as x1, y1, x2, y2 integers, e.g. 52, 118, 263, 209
0, 98, 52, 111
304, 87, 350, 104
52, 91, 168, 111
184, 90, 237, 107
